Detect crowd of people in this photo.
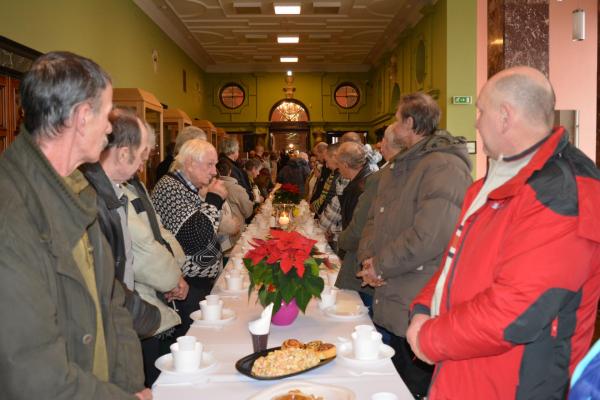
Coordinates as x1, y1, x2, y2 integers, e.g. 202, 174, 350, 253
0, 50, 599, 400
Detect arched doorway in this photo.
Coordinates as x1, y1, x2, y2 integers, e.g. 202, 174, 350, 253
269, 99, 310, 154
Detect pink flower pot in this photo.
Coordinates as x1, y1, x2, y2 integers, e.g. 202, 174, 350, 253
271, 298, 299, 326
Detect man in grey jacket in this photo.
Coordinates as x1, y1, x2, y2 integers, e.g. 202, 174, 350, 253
0, 52, 149, 399
357, 93, 472, 398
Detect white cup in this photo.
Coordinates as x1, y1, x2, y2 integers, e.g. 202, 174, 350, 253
177, 335, 197, 351
233, 257, 244, 270
205, 294, 221, 305
226, 271, 243, 291
170, 342, 202, 372
371, 393, 399, 400
354, 324, 375, 339
200, 299, 223, 321
320, 287, 338, 309
352, 330, 383, 360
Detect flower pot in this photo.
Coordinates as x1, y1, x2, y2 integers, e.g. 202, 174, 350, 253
271, 298, 299, 326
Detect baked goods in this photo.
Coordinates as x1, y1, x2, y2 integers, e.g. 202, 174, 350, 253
251, 347, 320, 377
315, 342, 336, 360
272, 390, 323, 400
251, 339, 336, 377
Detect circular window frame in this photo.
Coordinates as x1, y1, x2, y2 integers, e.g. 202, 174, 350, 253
219, 83, 246, 110
334, 82, 360, 109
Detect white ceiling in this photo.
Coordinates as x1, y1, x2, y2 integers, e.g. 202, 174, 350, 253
134, 0, 436, 73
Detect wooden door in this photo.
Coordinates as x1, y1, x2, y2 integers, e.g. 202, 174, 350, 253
0, 75, 10, 153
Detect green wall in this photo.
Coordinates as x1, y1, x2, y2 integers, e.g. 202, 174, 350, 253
0, 0, 206, 118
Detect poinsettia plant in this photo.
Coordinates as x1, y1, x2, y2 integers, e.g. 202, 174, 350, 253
244, 229, 325, 314
272, 183, 302, 205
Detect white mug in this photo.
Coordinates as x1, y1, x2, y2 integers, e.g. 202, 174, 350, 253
200, 299, 223, 321
176, 335, 197, 351
170, 342, 202, 372
226, 272, 243, 291
353, 324, 375, 338
205, 294, 221, 305
352, 331, 382, 360
320, 287, 338, 309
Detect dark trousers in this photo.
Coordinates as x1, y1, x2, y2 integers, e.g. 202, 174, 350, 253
359, 292, 392, 345
141, 334, 174, 386
390, 334, 434, 398
172, 276, 214, 339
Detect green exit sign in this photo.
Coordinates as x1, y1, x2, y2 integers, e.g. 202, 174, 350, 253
452, 96, 472, 105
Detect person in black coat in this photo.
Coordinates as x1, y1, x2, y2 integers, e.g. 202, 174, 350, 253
219, 137, 253, 202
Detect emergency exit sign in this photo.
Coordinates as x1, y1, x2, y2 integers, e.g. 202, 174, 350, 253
452, 96, 472, 105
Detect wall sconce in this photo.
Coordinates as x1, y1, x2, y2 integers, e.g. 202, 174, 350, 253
572, 9, 585, 41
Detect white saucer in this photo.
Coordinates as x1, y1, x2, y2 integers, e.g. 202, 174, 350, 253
190, 308, 236, 326
338, 341, 395, 367
323, 304, 369, 321
155, 351, 217, 375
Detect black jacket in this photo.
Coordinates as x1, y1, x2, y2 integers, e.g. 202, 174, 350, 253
81, 163, 160, 338
339, 164, 372, 230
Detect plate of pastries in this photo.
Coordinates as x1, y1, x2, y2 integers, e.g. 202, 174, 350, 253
236, 339, 336, 380
247, 381, 356, 400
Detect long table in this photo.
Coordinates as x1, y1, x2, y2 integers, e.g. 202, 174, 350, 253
153, 211, 414, 399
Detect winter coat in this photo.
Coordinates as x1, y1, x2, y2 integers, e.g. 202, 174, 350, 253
122, 183, 184, 335
0, 133, 144, 399
277, 158, 310, 197
411, 127, 600, 399
336, 169, 380, 295
220, 175, 254, 245
358, 130, 472, 336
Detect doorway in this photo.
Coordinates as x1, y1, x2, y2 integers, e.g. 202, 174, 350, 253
269, 99, 310, 154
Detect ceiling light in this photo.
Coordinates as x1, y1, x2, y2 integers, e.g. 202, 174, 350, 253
277, 35, 300, 44
287, 70, 293, 76
572, 9, 585, 41
280, 56, 298, 63
274, 4, 301, 14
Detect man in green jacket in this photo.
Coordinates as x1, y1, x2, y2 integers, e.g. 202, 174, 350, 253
0, 52, 150, 399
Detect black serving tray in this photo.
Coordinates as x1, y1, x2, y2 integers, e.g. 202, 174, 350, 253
235, 346, 335, 380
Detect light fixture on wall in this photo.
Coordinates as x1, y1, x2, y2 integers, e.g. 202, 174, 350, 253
572, 8, 585, 41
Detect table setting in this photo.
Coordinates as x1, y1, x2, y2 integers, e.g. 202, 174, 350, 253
152, 194, 414, 399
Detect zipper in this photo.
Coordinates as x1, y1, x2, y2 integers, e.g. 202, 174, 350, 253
445, 213, 479, 312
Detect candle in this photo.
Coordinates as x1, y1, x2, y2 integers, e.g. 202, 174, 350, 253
278, 212, 290, 226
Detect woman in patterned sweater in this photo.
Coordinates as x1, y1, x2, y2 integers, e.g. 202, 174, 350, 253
151, 139, 228, 333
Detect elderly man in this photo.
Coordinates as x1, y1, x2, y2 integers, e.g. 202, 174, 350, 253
219, 137, 253, 201
0, 52, 149, 399
357, 93, 472, 397
340, 131, 381, 172
336, 125, 403, 303
309, 141, 330, 203
156, 126, 206, 181
152, 139, 227, 312
81, 109, 161, 339
407, 67, 600, 399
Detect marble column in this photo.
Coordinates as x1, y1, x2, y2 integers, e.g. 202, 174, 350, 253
488, 0, 549, 78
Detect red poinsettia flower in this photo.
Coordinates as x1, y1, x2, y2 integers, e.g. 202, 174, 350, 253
280, 183, 300, 194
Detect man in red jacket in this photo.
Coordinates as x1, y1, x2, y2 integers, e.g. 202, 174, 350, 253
407, 66, 600, 399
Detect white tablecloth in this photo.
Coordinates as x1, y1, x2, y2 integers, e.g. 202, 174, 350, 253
153, 209, 414, 400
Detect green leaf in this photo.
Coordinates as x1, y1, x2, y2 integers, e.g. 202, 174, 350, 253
294, 288, 311, 313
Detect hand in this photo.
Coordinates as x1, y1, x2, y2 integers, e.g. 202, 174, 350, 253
407, 314, 433, 365
165, 276, 189, 302
208, 178, 228, 199
357, 258, 386, 287
135, 388, 152, 400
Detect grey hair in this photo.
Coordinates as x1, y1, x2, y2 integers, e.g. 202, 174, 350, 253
171, 138, 216, 171
21, 51, 111, 139
340, 131, 362, 144
174, 126, 206, 155
494, 72, 556, 129
337, 142, 366, 170
397, 92, 440, 136
219, 137, 239, 155
144, 121, 156, 149
312, 141, 328, 154
105, 108, 142, 151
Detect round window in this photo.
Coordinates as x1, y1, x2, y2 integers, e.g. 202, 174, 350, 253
219, 83, 245, 109
334, 83, 360, 109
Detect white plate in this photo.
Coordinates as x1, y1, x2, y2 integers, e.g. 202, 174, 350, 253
190, 308, 236, 326
338, 342, 395, 367
154, 351, 217, 375
217, 280, 251, 294
323, 304, 369, 321
247, 380, 356, 400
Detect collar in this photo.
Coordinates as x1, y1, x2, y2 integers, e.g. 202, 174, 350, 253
174, 170, 199, 194
80, 162, 122, 210
488, 126, 568, 200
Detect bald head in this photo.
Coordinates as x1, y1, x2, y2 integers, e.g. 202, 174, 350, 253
488, 66, 555, 130
340, 131, 362, 144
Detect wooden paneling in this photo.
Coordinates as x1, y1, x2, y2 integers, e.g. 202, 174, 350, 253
0, 75, 21, 154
